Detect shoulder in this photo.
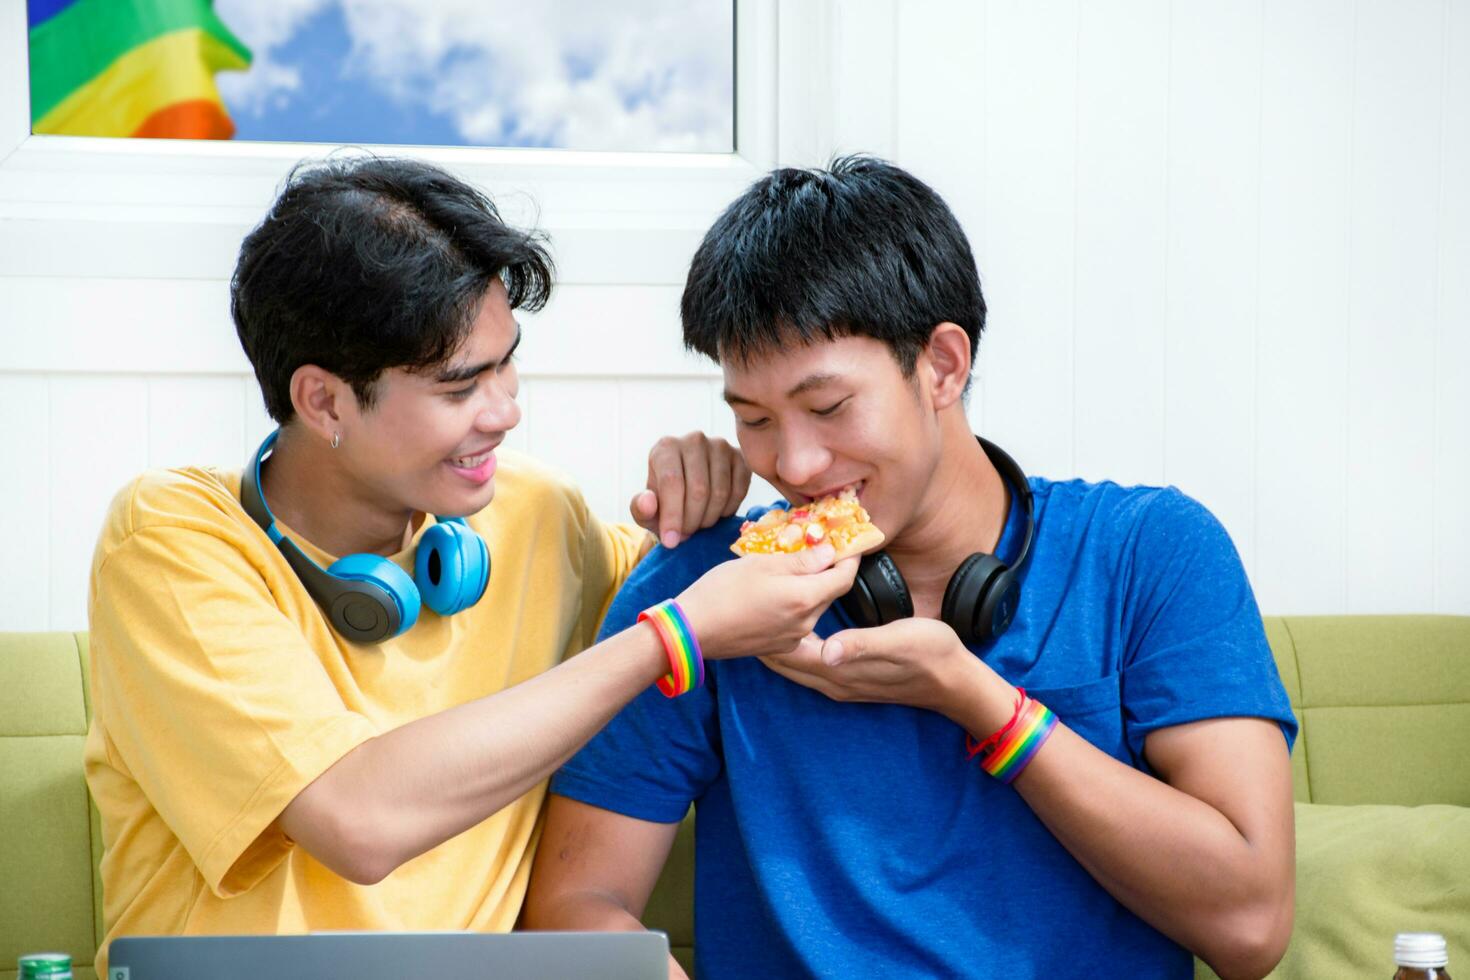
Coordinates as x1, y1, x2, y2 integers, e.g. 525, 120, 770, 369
95, 466, 254, 560
638, 517, 743, 585
1032, 477, 1224, 549
600, 516, 743, 632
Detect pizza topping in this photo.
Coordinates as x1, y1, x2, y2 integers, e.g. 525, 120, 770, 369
730, 486, 883, 560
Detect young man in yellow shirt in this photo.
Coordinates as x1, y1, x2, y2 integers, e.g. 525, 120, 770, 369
84, 156, 857, 968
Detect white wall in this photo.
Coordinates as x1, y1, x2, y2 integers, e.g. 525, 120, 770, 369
2, 0, 1467, 632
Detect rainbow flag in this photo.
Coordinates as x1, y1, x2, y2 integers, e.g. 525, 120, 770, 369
28, 0, 252, 139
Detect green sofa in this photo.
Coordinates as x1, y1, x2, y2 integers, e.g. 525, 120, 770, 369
4, 617, 1468, 979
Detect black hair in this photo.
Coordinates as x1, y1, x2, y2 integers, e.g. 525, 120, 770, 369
231, 155, 553, 423
681, 155, 985, 381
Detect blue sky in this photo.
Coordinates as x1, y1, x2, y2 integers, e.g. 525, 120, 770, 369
213, 0, 734, 152
225, 4, 468, 146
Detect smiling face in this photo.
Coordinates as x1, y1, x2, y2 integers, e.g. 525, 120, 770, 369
722, 333, 949, 542
333, 279, 523, 519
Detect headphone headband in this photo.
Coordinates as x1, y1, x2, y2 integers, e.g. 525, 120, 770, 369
240, 429, 490, 643
837, 435, 1034, 645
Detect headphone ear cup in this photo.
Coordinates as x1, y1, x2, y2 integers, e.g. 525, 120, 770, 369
976, 569, 1021, 645
837, 552, 914, 627
415, 520, 491, 616
941, 554, 1005, 645
326, 554, 420, 641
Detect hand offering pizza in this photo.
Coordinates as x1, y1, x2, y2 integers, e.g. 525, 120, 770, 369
731, 488, 885, 561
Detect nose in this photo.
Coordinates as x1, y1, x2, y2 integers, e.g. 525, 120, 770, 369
774, 425, 833, 489
477, 378, 521, 433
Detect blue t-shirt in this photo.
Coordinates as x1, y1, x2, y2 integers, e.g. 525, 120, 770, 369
552, 477, 1297, 979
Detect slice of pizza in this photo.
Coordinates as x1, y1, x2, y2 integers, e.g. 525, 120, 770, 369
731, 488, 885, 561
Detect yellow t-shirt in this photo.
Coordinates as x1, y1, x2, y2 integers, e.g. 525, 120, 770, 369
84, 450, 647, 969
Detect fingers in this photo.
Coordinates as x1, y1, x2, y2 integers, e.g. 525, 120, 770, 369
647, 438, 686, 549
786, 543, 837, 574
628, 489, 658, 532
675, 435, 711, 542
724, 451, 752, 518
697, 438, 731, 530
820, 631, 858, 666
801, 555, 860, 605
643, 433, 751, 546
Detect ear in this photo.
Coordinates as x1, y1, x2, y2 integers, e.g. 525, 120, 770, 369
289, 364, 352, 445
921, 322, 972, 411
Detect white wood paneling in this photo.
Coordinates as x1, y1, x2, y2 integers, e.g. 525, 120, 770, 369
46, 377, 148, 631
522, 379, 622, 523
1254, 0, 1355, 615
0, 280, 719, 377
976, 0, 1079, 480
0, 377, 49, 630
1163, 1, 1264, 576
1436, 0, 1470, 612
1, 278, 246, 373
893, 0, 987, 260
148, 377, 248, 471
892, 0, 988, 438
831, 0, 898, 160
617, 378, 715, 533
1346, 0, 1444, 612
1072, 0, 1170, 488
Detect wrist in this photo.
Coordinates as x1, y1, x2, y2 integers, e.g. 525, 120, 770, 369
624, 620, 678, 686
939, 647, 1017, 736
639, 600, 705, 697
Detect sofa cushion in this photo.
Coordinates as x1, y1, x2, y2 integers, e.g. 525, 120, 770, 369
0, 632, 99, 979
1278, 616, 1470, 806
1197, 801, 1470, 979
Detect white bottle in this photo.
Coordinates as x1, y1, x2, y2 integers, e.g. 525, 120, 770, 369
1394, 933, 1452, 980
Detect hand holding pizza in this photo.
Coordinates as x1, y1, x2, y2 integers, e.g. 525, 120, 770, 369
673, 544, 859, 661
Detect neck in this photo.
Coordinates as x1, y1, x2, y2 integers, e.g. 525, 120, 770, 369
258, 427, 420, 558
883, 417, 1011, 619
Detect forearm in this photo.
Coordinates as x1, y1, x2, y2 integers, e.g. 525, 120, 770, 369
944, 666, 1290, 977
285, 623, 668, 882
1010, 726, 1289, 975
523, 886, 688, 980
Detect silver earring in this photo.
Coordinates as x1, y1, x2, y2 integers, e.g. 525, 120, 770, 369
330, 431, 341, 449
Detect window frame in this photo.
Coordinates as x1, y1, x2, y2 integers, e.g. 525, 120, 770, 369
0, 0, 829, 280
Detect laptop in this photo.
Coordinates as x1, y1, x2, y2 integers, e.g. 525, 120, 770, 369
106, 930, 670, 979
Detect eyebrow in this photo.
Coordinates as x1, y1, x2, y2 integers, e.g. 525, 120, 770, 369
435, 325, 522, 384
723, 372, 842, 407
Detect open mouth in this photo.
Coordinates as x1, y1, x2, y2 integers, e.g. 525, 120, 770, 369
795, 480, 864, 505
447, 450, 497, 483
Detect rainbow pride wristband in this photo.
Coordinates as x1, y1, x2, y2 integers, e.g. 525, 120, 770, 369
979, 696, 1058, 784
638, 599, 705, 698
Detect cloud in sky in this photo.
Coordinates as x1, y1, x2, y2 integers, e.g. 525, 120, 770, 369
214, 0, 734, 152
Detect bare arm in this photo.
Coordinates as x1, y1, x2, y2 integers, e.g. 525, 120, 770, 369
1005, 714, 1295, 980
279, 624, 669, 884
278, 544, 856, 886
522, 795, 687, 979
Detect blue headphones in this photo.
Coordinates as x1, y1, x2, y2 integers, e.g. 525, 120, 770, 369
240, 430, 491, 643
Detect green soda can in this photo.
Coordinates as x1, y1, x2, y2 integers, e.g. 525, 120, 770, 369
18, 953, 73, 979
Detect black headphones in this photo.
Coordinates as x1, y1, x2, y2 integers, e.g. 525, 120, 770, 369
836, 437, 1034, 645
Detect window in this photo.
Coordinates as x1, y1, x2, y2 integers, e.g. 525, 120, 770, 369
26, 0, 734, 153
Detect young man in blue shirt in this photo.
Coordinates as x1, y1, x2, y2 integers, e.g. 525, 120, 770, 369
522, 157, 1298, 979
